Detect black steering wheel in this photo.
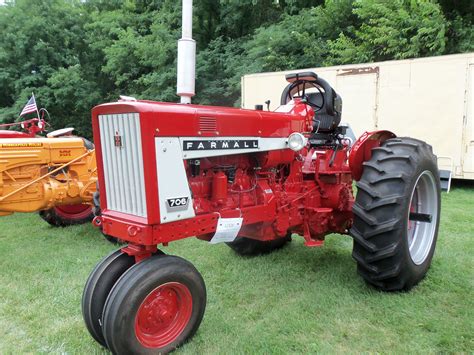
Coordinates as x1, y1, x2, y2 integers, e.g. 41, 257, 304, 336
285, 80, 325, 112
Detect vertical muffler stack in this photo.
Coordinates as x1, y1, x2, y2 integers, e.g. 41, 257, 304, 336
177, 0, 195, 104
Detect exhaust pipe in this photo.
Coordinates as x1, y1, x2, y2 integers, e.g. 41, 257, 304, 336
176, 0, 196, 104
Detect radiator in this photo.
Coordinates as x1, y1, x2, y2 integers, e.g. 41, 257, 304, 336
98, 113, 147, 217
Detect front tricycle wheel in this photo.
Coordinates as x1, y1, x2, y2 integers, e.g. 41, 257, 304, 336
82, 249, 135, 347
102, 254, 206, 354
351, 137, 441, 291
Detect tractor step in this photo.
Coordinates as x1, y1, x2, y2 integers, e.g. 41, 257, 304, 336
439, 169, 452, 193
304, 240, 324, 247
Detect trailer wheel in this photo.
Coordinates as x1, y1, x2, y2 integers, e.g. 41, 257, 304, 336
226, 234, 292, 256
102, 255, 206, 354
351, 137, 441, 291
82, 249, 135, 347
39, 204, 94, 227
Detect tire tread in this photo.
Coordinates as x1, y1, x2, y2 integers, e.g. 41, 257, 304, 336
350, 137, 440, 291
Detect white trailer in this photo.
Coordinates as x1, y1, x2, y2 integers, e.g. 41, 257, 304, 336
242, 52, 474, 180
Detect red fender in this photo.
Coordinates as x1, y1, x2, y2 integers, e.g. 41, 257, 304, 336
349, 130, 396, 181
0, 130, 31, 138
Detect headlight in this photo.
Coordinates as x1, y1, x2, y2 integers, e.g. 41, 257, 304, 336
287, 132, 307, 151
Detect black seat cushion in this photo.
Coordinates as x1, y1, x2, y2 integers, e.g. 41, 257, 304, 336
306, 92, 341, 132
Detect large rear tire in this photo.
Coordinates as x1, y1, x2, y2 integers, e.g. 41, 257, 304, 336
39, 204, 94, 227
102, 255, 206, 354
82, 249, 135, 347
351, 137, 441, 291
226, 234, 291, 256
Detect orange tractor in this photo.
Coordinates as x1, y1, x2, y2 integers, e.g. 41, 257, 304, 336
0, 116, 97, 226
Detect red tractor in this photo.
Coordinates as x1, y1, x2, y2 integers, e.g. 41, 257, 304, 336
83, 72, 440, 353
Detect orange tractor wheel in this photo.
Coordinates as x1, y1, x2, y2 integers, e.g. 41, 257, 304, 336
39, 204, 94, 227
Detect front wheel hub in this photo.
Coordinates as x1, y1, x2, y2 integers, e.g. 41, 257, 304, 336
135, 282, 193, 348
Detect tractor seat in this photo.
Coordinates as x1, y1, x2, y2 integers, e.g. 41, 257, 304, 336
306, 92, 342, 133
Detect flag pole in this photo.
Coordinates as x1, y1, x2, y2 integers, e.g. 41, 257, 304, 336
33, 93, 41, 120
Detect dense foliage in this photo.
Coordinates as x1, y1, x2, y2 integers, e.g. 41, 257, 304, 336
0, 0, 472, 137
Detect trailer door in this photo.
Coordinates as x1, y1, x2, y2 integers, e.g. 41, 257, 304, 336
463, 64, 474, 178
335, 68, 378, 138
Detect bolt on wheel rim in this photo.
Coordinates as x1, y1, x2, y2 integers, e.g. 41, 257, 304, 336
135, 282, 193, 348
407, 170, 438, 265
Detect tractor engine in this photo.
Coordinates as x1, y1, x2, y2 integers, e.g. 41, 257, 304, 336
186, 147, 354, 243
0, 136, 97, 215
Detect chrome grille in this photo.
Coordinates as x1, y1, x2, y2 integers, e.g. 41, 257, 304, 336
98, 113, 147, 217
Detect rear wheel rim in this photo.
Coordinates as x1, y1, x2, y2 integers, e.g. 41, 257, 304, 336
135, 282, 192, 349
407, 170, 438, 265
54, 204, 92, 220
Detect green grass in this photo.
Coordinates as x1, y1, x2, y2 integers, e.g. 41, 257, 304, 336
0, 186, 473, 353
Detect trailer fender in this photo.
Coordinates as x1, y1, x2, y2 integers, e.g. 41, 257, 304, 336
349, 130, 396, 181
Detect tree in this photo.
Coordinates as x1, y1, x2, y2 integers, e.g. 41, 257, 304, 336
195, 37, 245, 106
0, 0, 87, 125
87, 0, 181, 101
445, 15, 474, 54
195, 0, 356, 105
437, 0, 473, 22
194, 0, 324, 48
327, 0, 447, 64
47, 65, 101, 137
0, 0, 472, 133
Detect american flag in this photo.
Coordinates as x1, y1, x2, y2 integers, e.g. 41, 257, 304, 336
20, 94, 38, 117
